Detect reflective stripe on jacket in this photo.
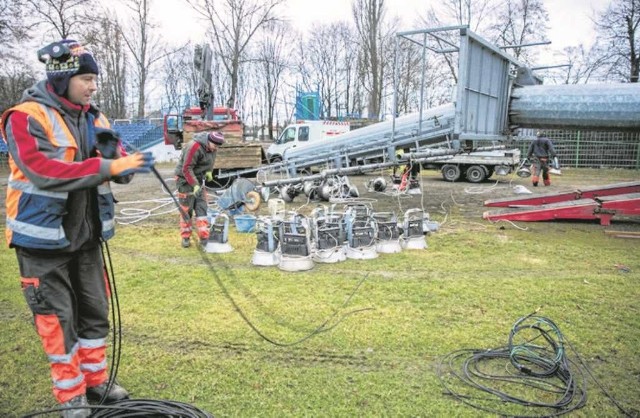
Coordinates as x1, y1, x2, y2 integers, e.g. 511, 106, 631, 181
2, 101, 117, 249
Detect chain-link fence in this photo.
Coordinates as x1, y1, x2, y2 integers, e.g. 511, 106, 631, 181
516, 129, 640, 170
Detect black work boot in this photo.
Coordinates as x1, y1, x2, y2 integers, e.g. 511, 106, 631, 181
86, 380, 129, 404
181, 237, 191, 248
59, 394, 91, 418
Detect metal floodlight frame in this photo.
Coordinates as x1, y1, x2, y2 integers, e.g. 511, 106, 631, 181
393, 25, 524, 144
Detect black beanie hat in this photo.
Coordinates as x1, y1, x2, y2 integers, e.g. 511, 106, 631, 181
38, 39, 99, 97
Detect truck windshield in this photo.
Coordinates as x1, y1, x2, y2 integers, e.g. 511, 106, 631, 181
277, 127, 296, 144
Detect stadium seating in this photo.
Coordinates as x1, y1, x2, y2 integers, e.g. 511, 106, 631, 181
112, 121, 164, 152
0, 121, 163, 157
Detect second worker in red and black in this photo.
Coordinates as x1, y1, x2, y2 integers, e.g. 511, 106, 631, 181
174, 131, 225, 248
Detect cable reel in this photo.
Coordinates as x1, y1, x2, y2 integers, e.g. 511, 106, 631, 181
399, 208, 428, 250
251, 216, 281, 266
216, 178, 262, 214
205, 213, 233, 253
278, 214, 314, 271
372, 212, 402, 254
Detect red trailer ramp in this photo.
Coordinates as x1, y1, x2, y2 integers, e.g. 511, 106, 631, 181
483, 183, 640, 225
483, 181, 640, 208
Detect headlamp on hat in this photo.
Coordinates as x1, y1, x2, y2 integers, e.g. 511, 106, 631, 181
39, 39, 99, 96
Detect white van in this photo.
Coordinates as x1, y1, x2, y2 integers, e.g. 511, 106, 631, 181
267, 120, 350, 162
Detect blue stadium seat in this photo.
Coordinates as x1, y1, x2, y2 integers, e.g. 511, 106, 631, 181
114, 122, 163, 152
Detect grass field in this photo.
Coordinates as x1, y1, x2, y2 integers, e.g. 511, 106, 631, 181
0, 167, 639, 417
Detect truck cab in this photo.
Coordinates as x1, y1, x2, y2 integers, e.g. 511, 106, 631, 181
267, 120, 349, 163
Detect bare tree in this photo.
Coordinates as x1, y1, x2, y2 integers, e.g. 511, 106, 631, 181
543, 45, 610, 85
295, 22, 352, 119
489, 0, 549, 64
0, 0, 31, 58
83, 11, 128, 118
120, 0, 176, 118
594, 0, 640, 82
254, 21, 289, 139
0, 0, 34, 112
352, 0, 386, 119
338, 24, 363, 118
161, 45, 195, 115
418, 0, 498, 83
186, 0, 285, 110
394, 38, 423, 114
0, 63, 36, 113
24, 0, 95, 39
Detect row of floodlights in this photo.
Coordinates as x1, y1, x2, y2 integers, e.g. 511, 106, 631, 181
203, 201, 439, 272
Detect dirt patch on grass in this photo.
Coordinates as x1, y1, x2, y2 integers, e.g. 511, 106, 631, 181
1, 164, 638, 231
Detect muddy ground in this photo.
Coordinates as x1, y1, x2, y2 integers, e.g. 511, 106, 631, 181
0, 164, 638, 232
107, 164, 640, 232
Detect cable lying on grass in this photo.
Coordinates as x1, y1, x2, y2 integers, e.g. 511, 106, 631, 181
437, 313, 635, 417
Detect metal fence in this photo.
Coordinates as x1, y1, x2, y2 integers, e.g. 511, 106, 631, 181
515, 129, 640, 170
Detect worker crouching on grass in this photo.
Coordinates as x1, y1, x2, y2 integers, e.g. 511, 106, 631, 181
527, 130, 557, 187
1, 39, 154, 416
175, 131, 224, 248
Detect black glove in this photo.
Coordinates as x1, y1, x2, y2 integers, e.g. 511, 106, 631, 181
94, 128, 122, 159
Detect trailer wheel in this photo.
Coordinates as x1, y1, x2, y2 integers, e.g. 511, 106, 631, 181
441, 164, 461, 182
465, 165, 487, 183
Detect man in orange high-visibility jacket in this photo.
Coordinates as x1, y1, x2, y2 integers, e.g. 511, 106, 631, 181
174, 131, 224, 248
1, 39, 154, 416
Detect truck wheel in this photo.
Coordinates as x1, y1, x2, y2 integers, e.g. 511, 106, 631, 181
270, 155, 282, 164
465, 165, 487, 183
441, 164, 461, 182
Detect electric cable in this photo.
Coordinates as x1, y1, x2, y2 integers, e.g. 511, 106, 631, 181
24, 146, 374, 416
437, 312, 635, 417
22, 240, 214, 417
151, 167, 374, 346
197, 243, 374, 347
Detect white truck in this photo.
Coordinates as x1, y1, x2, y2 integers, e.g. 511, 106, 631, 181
267, 120, 350, 163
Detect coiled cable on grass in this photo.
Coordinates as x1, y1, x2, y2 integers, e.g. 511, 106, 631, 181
437, 313, 634, 417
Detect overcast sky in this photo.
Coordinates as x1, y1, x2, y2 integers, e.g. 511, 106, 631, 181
155, 0, 611, 53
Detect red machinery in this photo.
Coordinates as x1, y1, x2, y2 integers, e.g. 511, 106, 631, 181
483, 182, 640, 225
163, 106, 244, 150
162, 44, 266, 182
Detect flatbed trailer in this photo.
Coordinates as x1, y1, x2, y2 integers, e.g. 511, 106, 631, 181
423, 148, 522, 182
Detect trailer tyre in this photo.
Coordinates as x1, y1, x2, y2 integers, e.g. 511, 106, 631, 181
465, 165, 487, 183
442, 164, 461, 182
